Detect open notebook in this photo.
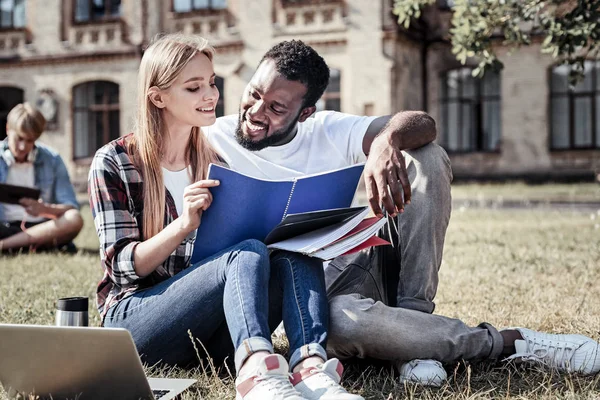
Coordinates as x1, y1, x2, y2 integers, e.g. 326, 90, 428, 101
192, 164, 390, 262
266, 207, 389, 259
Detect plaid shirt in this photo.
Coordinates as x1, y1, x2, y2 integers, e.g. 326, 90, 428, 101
88, 134, 195, 322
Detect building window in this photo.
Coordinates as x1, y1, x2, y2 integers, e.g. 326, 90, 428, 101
281, 0, 339, 4
0, 0, 26, 29
215, 76, 225, 117
437, 0, 455, 9
173, 0, 227, 12
74, 0, 121, 23
73, 81, 119, 160
316, 68, 341, 112
0, 86, 24, 140
550, 61, 600, 150
440, 67, 501, 153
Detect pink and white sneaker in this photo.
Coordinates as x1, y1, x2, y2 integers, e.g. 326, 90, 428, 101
235, 354, 305, 400
291, 358, 364, 400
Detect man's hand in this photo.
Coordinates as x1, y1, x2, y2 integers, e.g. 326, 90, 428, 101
19, 198, 47, 217
364, 136, 411, 218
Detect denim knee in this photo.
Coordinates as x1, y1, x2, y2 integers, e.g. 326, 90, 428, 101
239, 239, 269, 257
238, 238, 269, 258
235, 239, 270, 269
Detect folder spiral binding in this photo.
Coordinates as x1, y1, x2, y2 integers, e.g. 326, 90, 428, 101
282, 180, 298, 221
191, 163, 390, 263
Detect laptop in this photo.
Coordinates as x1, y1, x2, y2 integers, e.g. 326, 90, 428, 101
0, 324, 197, 400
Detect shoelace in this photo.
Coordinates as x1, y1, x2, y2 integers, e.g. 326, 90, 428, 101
307, 369, 346, 394
255, 373, 300, 397
409, 360, 442, 368
505, 338, 576, 370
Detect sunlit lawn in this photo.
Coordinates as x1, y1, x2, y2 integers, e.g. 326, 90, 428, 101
1, 183, 599, 399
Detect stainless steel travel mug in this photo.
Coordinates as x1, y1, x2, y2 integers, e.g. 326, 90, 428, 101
55, 297, 89, 327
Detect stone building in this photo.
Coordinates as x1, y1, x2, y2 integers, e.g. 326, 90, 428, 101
0, 0, 598, 188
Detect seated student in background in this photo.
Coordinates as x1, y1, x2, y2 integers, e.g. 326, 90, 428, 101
88, 33, 363, 400
0, 103, 83, 252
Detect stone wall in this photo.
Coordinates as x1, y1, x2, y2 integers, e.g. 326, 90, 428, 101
426, 41, 600, 179
1, 0, 596, 186
0, 0, 393, 189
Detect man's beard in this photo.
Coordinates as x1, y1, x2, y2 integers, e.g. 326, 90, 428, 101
235, 109, 300, 151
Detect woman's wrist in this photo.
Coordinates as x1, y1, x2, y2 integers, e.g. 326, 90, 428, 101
175, 215, 195, 236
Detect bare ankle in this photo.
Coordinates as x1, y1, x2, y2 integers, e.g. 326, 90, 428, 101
500, 329, 524, 356
292, 356, 324, 373
239, 351, 271, 377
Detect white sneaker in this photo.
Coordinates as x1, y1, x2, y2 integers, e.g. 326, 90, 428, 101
503, 328, 600, 375
235, 354, 306, 400
291, 358, 364, 400
397, 359, 447, 387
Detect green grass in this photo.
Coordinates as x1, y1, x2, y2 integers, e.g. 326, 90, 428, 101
451, 182, 600, 204
1, 196, 600, 399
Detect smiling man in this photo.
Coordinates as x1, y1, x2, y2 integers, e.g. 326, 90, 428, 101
203, 40, 453, 384
201, 41, 600, 387
0, 103, 83, 252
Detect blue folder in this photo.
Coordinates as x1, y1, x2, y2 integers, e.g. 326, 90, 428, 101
191, 163, 365, 263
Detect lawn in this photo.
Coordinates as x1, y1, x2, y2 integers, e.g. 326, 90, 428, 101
451, 182, 600, 206
1, 185, 599, 399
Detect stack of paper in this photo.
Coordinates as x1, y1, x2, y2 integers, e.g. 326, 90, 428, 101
311, 217, 389, 260
267, 208, 389, 260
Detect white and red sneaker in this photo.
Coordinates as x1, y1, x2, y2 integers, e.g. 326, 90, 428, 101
235, 354, 305, 400
291, 358, 364, 400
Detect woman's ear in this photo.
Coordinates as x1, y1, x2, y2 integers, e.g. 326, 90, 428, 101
148, 87, 166, 109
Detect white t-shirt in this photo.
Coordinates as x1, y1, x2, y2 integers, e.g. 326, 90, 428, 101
162, 167, 191, 217
2, 162, 45, 222
202, 111, 377, 179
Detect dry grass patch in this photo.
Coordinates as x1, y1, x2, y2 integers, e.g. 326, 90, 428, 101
1, 204, 599, 399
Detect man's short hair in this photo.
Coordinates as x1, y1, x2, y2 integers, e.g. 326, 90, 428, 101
260, 40, 330, 108
6, 103, 47, 141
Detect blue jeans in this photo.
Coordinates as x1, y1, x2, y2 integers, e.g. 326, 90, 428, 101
104, 239, 328, 372
269, 250, 329, 369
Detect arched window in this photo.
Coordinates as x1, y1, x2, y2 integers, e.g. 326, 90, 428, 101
550, 61, 600, 150
73, 81, 119, 160
316, 68, 341, 112
0, 86, 24, 140
215, 76, 225, 117
440, 67, 501, 152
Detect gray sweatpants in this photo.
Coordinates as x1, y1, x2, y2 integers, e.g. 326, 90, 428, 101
325, 143, 504, 363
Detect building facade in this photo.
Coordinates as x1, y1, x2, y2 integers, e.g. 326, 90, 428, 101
0, 0, 598, 188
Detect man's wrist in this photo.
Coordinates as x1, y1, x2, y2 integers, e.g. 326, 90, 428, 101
40, 203, 60, 219
372, 129, 402, 152
39, 204, 53, 218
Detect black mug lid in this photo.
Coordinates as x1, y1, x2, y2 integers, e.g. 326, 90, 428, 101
57, 297, 89, 312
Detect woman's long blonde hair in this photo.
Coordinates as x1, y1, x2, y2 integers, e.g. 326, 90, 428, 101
132, 33, 219, 240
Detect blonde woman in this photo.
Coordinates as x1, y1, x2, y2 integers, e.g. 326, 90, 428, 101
88, 34, 362, 400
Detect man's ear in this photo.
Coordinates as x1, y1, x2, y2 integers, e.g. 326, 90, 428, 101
298, 106, 316, 123
148, 87, 166, 109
